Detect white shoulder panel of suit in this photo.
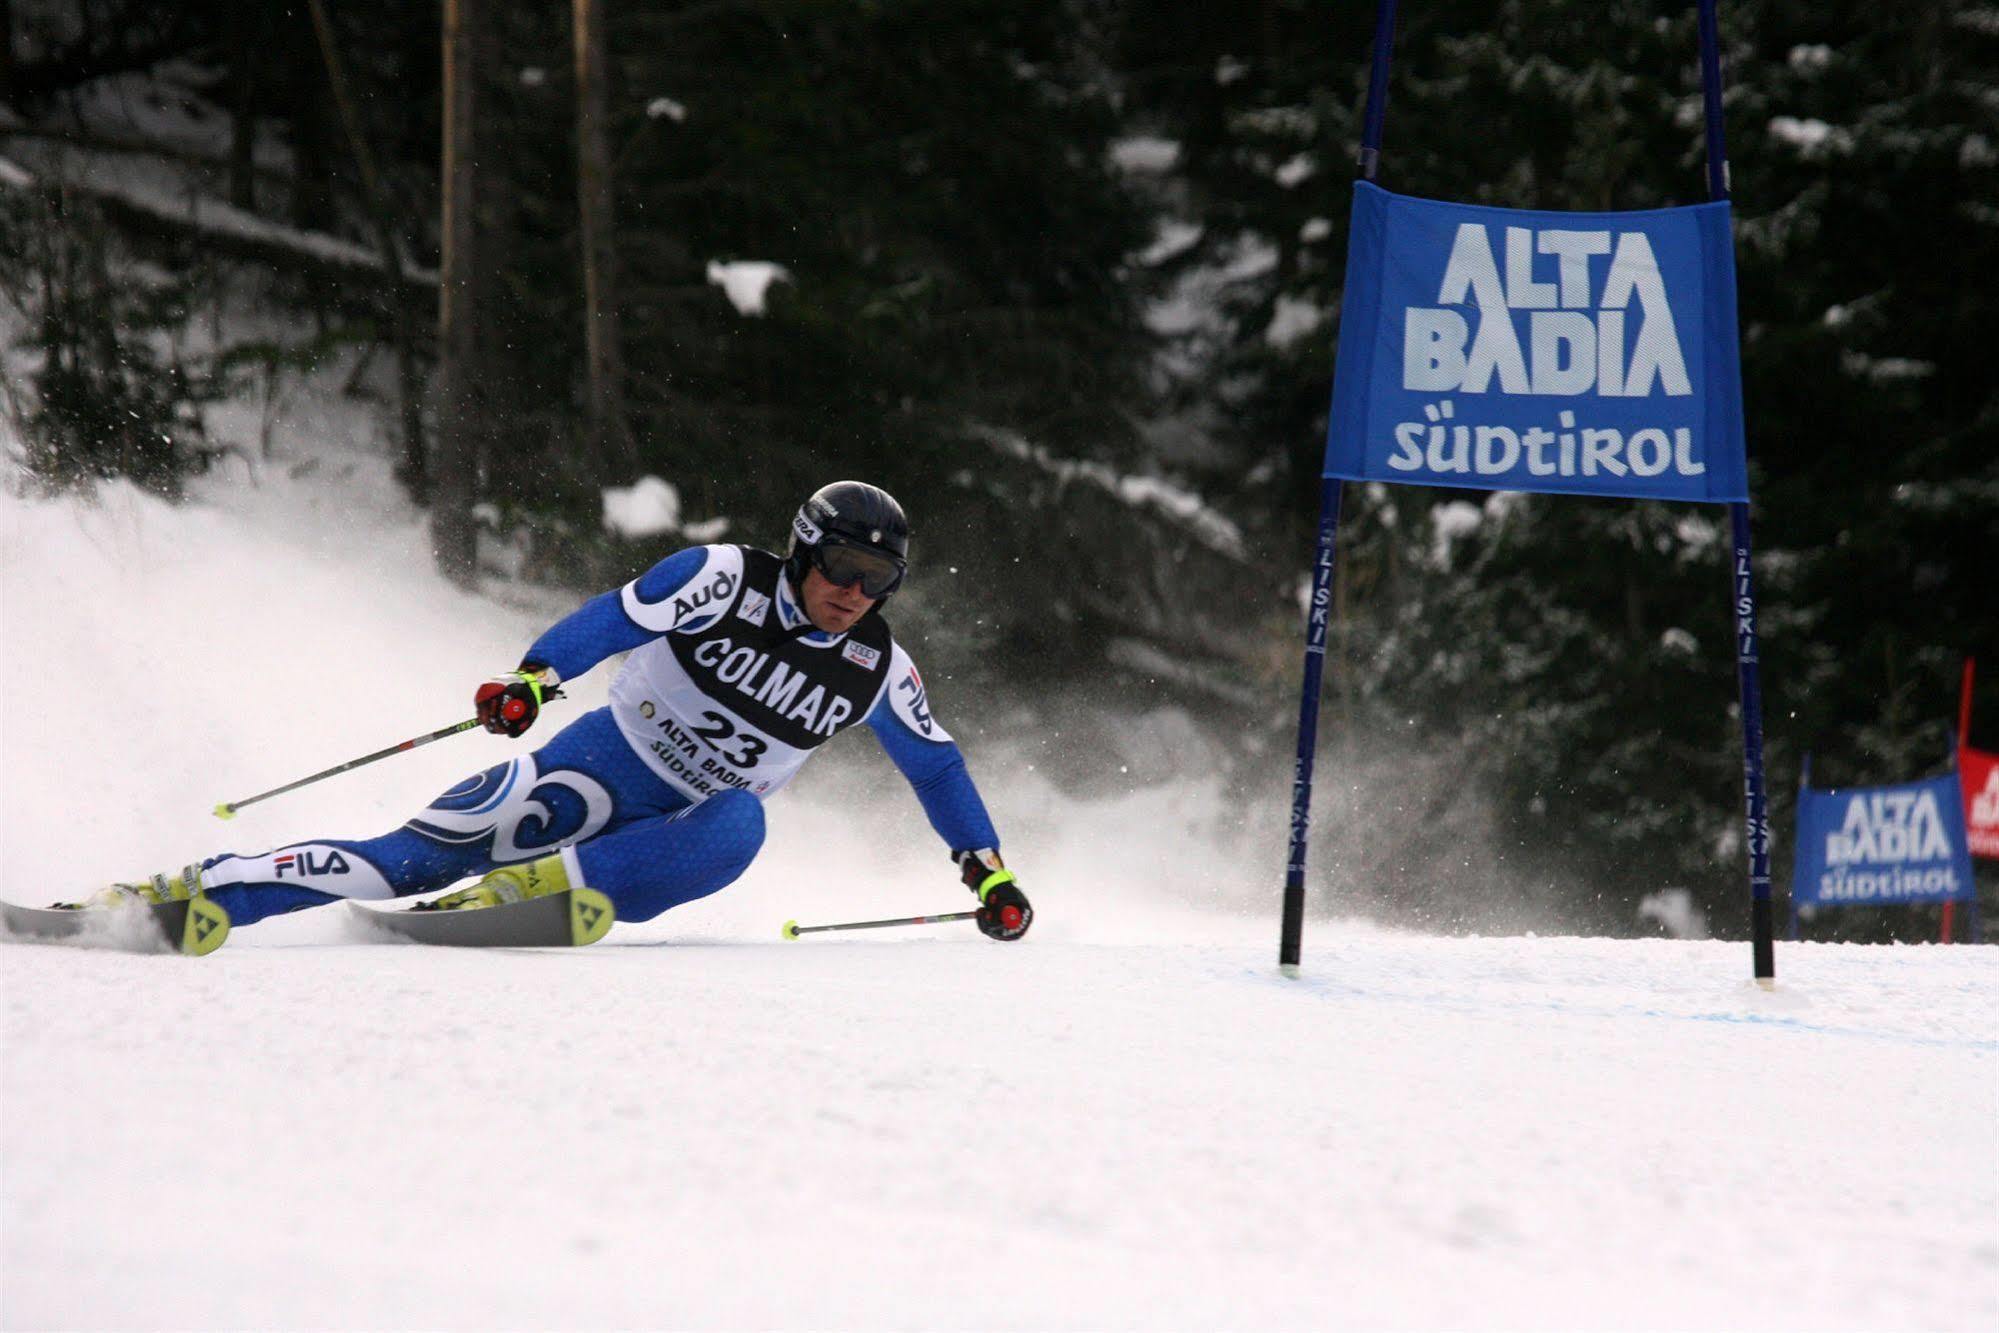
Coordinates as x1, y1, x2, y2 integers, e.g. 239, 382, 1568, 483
619, 544, 745, 634
879, 642, 955, 745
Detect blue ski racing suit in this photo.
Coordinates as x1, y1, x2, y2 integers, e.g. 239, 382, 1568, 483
198, 544, 999, 928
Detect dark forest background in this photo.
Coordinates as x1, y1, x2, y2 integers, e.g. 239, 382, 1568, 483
3, 0, 1994, 939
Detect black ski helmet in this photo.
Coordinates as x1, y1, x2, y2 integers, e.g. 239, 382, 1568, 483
784, 480, 910, 603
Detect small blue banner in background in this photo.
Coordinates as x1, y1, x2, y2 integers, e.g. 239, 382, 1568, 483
1792, 771, 1976, 908
1325, 182, 1749, 503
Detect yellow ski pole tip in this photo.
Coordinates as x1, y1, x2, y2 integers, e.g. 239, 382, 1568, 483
781, 919, 800, 940
213, 803, 236, 821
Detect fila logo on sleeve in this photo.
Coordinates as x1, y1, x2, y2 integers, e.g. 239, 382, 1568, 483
898, 668, 935, 736
274, 850, 350, 878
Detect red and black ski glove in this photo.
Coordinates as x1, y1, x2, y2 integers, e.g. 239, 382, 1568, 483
957, 849, 1032, 941
475, 667, 562, 738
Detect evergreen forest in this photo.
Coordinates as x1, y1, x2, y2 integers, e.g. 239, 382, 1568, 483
4, 0, 1994, 939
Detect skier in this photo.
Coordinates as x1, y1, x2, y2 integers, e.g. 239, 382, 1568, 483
92, 481, 1032, 942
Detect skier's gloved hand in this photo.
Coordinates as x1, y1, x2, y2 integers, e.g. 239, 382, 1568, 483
957, 849, 1031, 941
475, 666, 562, 738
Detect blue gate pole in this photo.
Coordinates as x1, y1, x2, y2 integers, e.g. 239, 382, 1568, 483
1281, 0, 1400, 973
1698, 0, 1777, 984
1280, 479, 1345, 971
1788, 754, 1809, 941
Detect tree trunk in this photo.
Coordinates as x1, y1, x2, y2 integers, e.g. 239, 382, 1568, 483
433, 0, 482, 588
289, 19, 335, 232
305, 0, 426, 497
574, 0, 634, 481
1, 0, 19, 111
229, 0, 257, 210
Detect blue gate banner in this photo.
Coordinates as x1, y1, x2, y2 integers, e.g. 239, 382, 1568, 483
1792, 771, 1977, 908
1324, 181, 1749, 503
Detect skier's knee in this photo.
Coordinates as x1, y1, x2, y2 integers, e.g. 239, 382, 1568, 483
593, 791, 766, 924
703, 789, 766, 870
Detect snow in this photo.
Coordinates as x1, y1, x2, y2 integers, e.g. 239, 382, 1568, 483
968, 425, 1246, 561
5, 60, 306, 305
1430, 499, 1484, 565
1954, 8, 1999, 37
1220, 235, 1281, 283
1769, 116, 1833, 149
1675, 513, 1722, 557
681, 516, 731, 543
1106, 638, 1263, 710
602, 476, 728, 542
1144, 235, 1280, 339
1264, 293, 1324, 349
1274, 152, 1317, 189
1637, 887, 1711, 938
31, 145, 437, 284
602, 474, 683, 538
3, 374, 1996, 1332
1768, 116, 1852, 158
1841, 352, 1937, 383
1231, 107, 1317, 138
1137, 219, 1202, 266
58, 64, 277, 169
705, 259, 792, 316
4, 921, 1993, 1327
1109, 136, 1181, 174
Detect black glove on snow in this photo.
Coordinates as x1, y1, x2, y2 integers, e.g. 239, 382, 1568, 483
475, 667, 561, 738
957, 850, 1032, 941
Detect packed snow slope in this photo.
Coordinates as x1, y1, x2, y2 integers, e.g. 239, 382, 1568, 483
3, 446, 1996, 1331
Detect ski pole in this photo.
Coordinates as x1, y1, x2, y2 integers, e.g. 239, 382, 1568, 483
781, 910, 980, 940
213, 717, 483, 819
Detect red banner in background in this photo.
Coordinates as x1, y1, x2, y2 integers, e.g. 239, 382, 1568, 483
1962, 745, 1999, 859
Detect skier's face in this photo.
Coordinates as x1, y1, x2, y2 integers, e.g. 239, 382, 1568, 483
800, 566, 877, 634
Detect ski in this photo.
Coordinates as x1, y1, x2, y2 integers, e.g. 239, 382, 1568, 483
0, 896, 231, 956
349, 887, 615, 948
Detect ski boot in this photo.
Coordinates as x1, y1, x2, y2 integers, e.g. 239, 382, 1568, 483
53, 863, 207, 911
415, 853, 571, 912
37, 863, 230, 956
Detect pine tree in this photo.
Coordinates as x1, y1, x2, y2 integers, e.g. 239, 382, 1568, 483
1115, 0, 1998, 933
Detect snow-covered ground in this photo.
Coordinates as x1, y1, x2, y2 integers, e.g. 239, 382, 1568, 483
3, 412, 1996, 1329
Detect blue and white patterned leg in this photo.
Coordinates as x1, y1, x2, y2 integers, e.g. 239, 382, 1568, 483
569, 787, 768, 923
201, 708, 669, 927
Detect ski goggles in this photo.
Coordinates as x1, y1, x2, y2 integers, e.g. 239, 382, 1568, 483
812, 538, 906, 600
